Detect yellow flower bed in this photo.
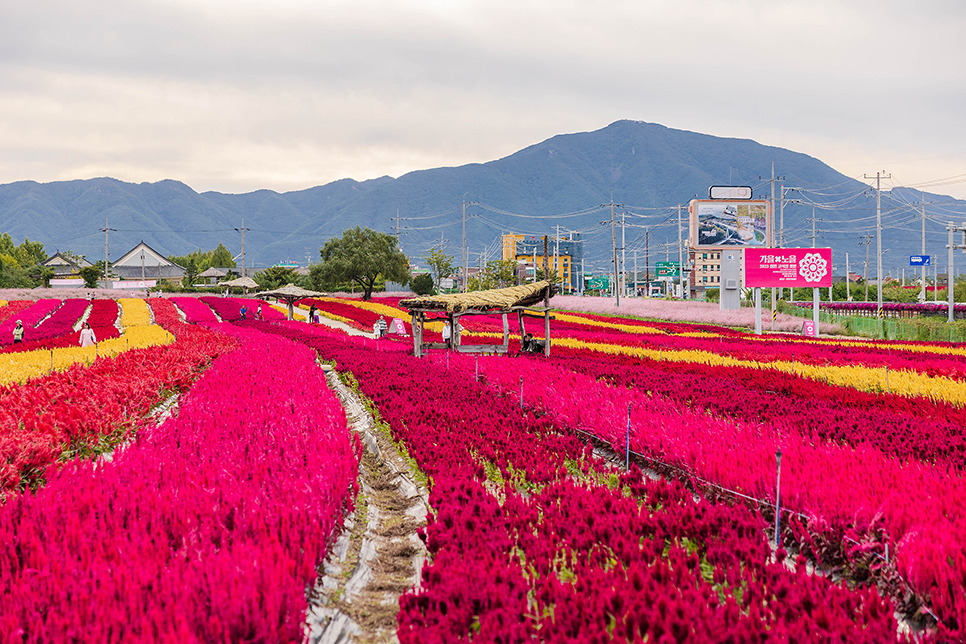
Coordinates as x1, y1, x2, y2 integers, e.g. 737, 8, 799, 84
118, 298, 151, 328
0, 325, 175, 386
0, 300, 6, 308
554, 337, 966, 406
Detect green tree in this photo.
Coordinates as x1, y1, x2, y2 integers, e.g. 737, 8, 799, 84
410, 272, 434, 295
181, 258, 200, 289
312, 227, 409, 301
422, 247, 455, 295
79, 265, 102, 289
210, 243, 236, 268
255, 266, 298, 290
39, 266, 55, 288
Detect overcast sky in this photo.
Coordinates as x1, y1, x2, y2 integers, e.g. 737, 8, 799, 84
2, 0, 965, 199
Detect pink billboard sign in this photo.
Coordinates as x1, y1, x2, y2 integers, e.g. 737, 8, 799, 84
745, 248, 832, 288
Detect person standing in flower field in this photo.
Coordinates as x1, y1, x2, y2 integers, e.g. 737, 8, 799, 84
13, 320, 24, 344
79, 322, 97, 347
376, 316, 388, 338
309, 304, 317, 324
240, 305, 248, 320
256, 303, 262, 320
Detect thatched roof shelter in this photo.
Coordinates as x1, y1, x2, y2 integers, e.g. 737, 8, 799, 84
400, 281, 558, 314
222, 276, 259, 289
400, 281, 559, 357
255, 283, 327, 320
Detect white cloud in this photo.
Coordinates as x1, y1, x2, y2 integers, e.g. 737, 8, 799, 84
0, 0, 964, 197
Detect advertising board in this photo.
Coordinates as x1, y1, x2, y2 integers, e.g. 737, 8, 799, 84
745, 248, 832, 288
689, 199, 771, 249
910, 255, 931, 266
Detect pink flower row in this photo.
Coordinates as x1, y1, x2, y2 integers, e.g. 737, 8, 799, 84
0, 324, 359, 642
452, 351, 963, 638
0, 299, 62, 346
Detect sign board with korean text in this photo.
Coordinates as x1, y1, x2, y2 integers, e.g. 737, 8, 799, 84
910, 255, 931, 266
709, 186, 752, 200
587, 276, 609, 290
389, 318, 407, 335
655, 261, 680, 277
745, 248, 833, 288
802, 320, 818, 337
689, 199, 771, 249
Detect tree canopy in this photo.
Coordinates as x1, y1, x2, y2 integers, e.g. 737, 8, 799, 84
422, 247, 455, 295
0, 234, 47, 288
311, 227, 409, 301
168, 243, 236, 272
255, 266, 301, 290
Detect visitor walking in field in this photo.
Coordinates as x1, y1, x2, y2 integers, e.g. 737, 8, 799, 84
79, 322, 97, 347
12, 320, 23, 344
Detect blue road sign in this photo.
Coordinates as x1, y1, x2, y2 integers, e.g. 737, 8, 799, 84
910, 255, 931, 266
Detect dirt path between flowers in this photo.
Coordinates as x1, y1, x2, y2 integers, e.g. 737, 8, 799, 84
304, 365, 430, 644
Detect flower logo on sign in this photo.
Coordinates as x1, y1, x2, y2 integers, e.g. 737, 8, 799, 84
798, 252, 828, 283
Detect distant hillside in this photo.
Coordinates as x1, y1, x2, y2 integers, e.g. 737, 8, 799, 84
1, 120, 961, 278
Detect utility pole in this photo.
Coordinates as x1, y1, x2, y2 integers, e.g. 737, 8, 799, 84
603, 197, 623, 307
860, 234, 873, 302
620, 211, 627, 298
921, 194, 927, 302
554, 225, 560, 286
865, 172, 891, 313
634, 250, 638, 296
846, 252, 851, 301
645, 229, 650, 298
395, 207, 401, 250
100, 217, 115, 284
462, 195, 468, 293
677, 204, 684, 299
234, 218, 249, 278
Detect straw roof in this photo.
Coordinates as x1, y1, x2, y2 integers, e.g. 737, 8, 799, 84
198, 267, 227, 278
255, 283, 326, 301
400, 281, 558, 313
222, 276, 259, 288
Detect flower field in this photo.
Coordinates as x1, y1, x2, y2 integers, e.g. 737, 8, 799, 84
6, 291, 966, 641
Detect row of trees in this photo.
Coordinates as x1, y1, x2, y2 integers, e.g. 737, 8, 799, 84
0, 234, 49, 288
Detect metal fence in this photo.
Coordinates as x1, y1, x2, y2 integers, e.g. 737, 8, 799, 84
782, 306, 966, 342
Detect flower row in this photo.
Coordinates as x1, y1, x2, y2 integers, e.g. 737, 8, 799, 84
0, 300, 62, 347
0, 323, 236, 494
254, 321, 903, 642
0, 324, 359, 642
550, 346, 966, 471
0, 325, 175, 387
452, 350, 962, 638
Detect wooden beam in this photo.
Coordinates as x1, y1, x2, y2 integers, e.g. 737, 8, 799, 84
455, 344, 508, 354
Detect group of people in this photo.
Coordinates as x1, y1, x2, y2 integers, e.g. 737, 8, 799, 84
239, 304, 263, 321
12, 320, 97, 347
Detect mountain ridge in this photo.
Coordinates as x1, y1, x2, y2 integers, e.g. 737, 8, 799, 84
0, 120, 960, 276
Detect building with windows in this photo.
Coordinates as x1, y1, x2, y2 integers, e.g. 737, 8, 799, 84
502, 233, 583, 292
690, 249, 724, 295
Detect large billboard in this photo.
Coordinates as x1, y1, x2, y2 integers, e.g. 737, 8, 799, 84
745, 248, 832, 288
690, 199, 771, 249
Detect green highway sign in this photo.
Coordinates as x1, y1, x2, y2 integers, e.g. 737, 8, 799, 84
587, 276, 609, 290
655, 261, 681, 277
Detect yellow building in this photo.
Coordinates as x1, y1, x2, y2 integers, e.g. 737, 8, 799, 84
501, 233, 582, 292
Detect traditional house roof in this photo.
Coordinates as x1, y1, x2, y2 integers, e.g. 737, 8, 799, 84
42, 252, 93, 276
112, 241, 185, 280
400, 280, 558, 314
